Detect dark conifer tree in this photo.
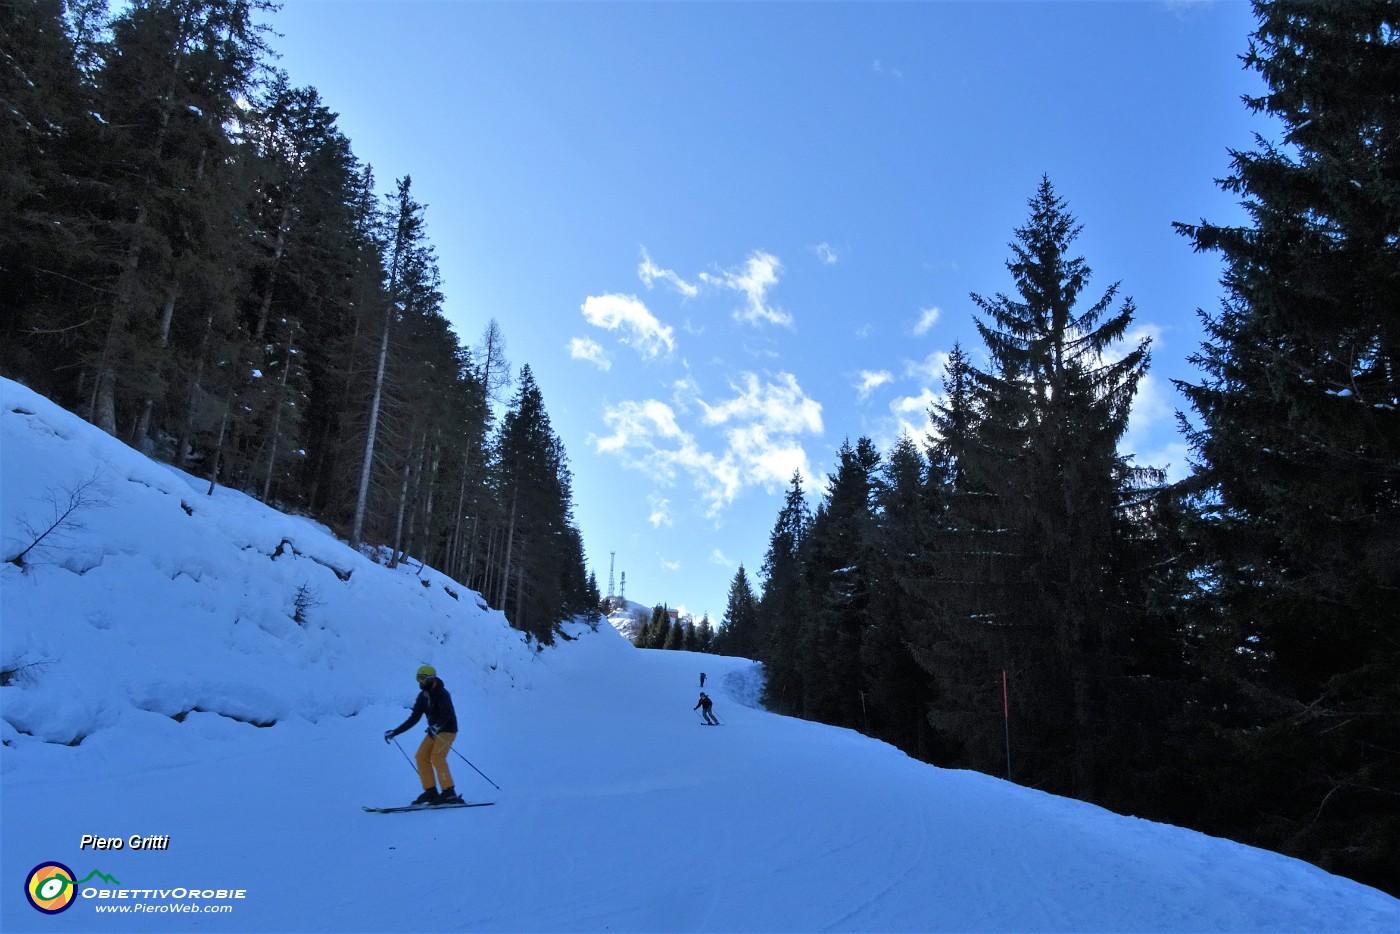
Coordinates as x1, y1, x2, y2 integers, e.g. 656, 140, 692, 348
905, 344, 1008, 773
756, 472, 811, 713
0, 0, 103, 392
801, 437, 880, 727
492, 365, 583, 643
1174, 0, 1400, 890
644, 605, 668, 649
940, 178, 1156, 798
717, 564, 759, 657
696, 614, 715, 653
861, 433, 938, 758
351, 175, 430, 548
84, 0, 272, 441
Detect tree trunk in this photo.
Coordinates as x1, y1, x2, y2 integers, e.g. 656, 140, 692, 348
253, 203, 292, 343
134, 282, 181, 453
498, 485, 517, 609
388, 450, 412, 570
350, 301, 391, 550
207, 395, 232, 497
175, 306, 216, 468
259, 344, 294, 503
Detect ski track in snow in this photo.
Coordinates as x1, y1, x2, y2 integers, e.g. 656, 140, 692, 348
3, 377, 1400, 933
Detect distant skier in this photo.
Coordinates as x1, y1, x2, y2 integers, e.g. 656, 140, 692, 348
700, 672, 706, 688
694, 691, 719, 725
384, 665, 464, 805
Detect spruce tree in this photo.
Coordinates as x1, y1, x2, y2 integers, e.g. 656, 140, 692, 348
756, 472, 811, 713
861, 433, 938, 758
1174, 0, 1400, 890
944, 178, 1156, 798
696, 614, 715, 653
492, 365, 582, 643
905, 345, 1008, 773
717, 564, 759, 657
85, 0, 273, 440
646, 605, 669, 649
801, 437, 880, 727
351, 175, 429, 549
0, 0, 102, 391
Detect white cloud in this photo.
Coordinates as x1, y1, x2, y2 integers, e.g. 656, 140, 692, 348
699, 252, 792, 328
580, 293, 676, 359
891, 387, 940, 418
698, 372, 823, 436
856, 370, 893, 401
647, 495, 673, 529
592, 372, 823, 517
660, 558, 682, 572
709, 549, 732, 567
905, 351, 952, 385
568, 337, 612, 371
886, 387, 941, 451
595, 399, 687, 456
814, 243, 838, 265
1120, 368, 1187, 480
637, 248, 699, 298
913, 306, 941, 336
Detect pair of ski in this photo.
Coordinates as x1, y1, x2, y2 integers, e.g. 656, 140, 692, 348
363, 801, 495, 814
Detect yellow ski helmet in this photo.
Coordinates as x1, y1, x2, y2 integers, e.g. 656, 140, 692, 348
416, 665, 436, 682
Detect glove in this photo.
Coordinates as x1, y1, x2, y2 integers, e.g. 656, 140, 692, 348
383, 730, 395, 744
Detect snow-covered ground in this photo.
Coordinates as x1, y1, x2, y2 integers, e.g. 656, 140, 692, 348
3, 376, 1398, 933
604, 597, 654, 644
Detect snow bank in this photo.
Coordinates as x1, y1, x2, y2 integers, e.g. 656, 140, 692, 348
1, 378, 539, 763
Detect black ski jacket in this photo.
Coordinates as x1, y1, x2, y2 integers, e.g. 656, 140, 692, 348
694, 694, 713, 712
391, 676, 458, 736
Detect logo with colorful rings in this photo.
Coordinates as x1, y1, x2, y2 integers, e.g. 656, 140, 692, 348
25, 862, 79, 914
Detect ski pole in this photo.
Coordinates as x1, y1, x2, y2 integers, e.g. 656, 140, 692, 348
450, 747, 501, 790
391, 737, 417, 773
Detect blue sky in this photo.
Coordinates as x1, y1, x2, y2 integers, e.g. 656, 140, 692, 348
261, 1, 1268, 622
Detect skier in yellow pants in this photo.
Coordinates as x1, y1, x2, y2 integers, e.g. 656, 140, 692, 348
384, 665, 463, 805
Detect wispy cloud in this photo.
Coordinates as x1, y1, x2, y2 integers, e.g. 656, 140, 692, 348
698, 372, 823, 436
813, 242, 839, 265
912, 306, 941, 336
1111, 323, 1184, 477
593, 372, 822, 516
637, 247, 699, 298
710, 549, 732, 567
568, 337, 612, 371
856, 369, 893, 401
872, 59, 904, 79
647, 495, 673, 529
580, 293, 676, 359
888, 387, 941, 449
700, 252, 792, 328
904, 350, 952, 384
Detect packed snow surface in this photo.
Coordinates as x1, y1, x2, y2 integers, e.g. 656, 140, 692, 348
3, 377, 1398, 933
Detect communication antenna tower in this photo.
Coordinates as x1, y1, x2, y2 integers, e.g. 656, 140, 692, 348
620, 571, 627, 602
608, 552, 616, 599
